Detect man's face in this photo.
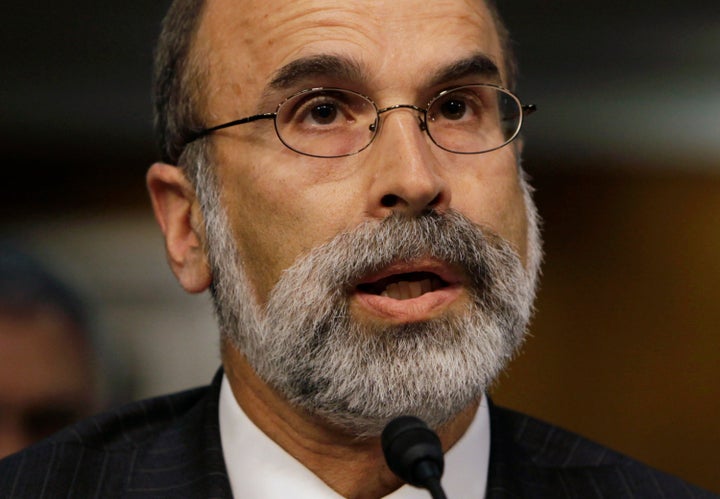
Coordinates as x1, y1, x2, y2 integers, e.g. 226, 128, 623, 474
0, 310, 94, 458
187, 0, 539, 435
194, 0, 530, 314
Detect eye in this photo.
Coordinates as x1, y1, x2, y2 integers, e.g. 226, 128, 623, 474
309, 102, 338, 125
275, 89, 378, 156
439, 98, 467, 120
428, 88, 488, 125
286, 91, 356, 128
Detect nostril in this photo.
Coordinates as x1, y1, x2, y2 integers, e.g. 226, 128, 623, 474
381, 194, 400, 208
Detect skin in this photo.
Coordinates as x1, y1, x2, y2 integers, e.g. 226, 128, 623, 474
147, 0, 529, 496
0, 310, 95, 459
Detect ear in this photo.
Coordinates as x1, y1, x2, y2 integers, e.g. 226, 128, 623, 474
146, 162, 212, 293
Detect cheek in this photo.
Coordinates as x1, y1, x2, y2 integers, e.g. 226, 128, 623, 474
215, 154, 360, 304
502, 185, 531, 266
450, 154, 529, 259
223, 183, 306, 304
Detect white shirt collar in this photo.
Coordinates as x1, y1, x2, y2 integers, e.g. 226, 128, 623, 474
219, 375, 490, 498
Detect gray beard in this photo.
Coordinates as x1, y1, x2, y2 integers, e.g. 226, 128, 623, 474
196, 159, 541, 437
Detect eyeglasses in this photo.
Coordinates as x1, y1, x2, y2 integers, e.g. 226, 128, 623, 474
185, 84, 536, 158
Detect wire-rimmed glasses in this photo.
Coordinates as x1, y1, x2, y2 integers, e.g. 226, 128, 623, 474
185, 84, 536, 158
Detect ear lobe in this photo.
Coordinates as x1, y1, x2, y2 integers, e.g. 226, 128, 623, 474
146, 162, 212, 293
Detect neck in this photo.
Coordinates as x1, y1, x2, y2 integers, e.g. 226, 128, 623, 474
222, 342, 479, 499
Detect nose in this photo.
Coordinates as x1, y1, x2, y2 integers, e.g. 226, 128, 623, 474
365, 107, 451, 218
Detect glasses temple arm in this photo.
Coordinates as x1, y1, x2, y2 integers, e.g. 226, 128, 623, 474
184, 113, 276, 144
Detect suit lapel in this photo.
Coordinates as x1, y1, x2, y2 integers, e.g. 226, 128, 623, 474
485, 398, 569, 499
485, 398, 528, 498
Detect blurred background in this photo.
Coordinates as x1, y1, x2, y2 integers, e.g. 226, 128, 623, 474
1, 0, 718, 492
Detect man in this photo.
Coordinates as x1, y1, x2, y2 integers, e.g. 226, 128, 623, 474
0, 246, 99, 460
0, 0, 714, 497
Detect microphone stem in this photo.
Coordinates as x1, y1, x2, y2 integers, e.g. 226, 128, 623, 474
425, 477, 447, 499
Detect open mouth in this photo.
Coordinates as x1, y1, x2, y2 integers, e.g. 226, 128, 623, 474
351, 260, 464, 321
356, 272, 450, 300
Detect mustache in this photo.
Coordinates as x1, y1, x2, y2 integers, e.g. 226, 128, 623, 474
266, 209, 525, 307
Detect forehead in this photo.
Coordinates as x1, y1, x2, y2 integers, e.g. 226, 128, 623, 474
194, 0, 503, 107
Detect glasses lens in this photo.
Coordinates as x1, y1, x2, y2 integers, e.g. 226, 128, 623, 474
275, 88, 378, 158
425, 85, 522, 154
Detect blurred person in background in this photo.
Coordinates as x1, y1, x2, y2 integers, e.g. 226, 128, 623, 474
0, 245, 101, 459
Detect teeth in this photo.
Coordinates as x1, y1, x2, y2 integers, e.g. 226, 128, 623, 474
408, 281, 422, 298
381, 279, 436, 300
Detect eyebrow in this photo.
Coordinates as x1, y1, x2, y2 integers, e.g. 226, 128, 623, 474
267, 54, 367, 91
427, 54, 501, 88
264, 52, 501, 98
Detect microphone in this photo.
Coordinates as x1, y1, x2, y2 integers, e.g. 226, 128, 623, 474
381, 416, 448, 499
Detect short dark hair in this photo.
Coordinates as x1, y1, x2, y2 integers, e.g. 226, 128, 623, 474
152, 0, 518, 169
0, 245, 89, 332
153, 0, 208, 167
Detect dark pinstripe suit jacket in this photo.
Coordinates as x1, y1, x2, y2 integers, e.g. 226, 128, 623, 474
1, 370, 715, 498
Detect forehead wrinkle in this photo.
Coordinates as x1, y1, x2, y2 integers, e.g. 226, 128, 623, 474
199, 2, 382, 109
198, 0, 506, 115
255, 2, 384, 59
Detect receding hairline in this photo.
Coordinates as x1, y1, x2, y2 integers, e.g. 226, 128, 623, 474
187, 0, 515, 86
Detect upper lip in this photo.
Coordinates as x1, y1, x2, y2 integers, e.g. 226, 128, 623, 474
353, 258, 464, 293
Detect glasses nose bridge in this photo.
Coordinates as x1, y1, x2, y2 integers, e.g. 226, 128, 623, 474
375, 103, 428, 131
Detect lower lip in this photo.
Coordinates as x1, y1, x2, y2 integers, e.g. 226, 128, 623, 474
351, 285, 464, 324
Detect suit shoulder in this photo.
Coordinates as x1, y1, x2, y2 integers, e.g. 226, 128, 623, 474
51, 384, 210, 450
491, 404, 626, 468
489, 404, 719, 497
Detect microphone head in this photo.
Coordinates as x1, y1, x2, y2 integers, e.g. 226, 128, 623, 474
381, 415, 444, 488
